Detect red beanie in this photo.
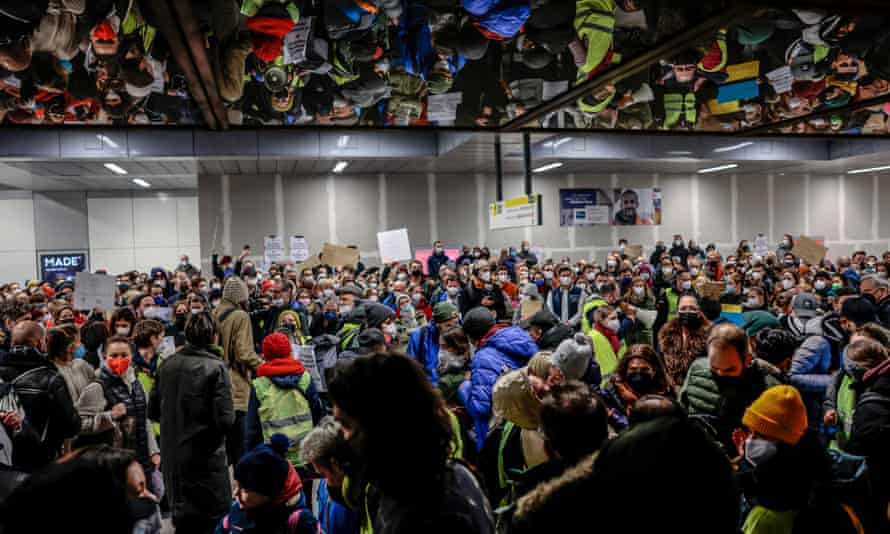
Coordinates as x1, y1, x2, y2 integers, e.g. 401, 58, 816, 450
262, 333, 292, 360
246, 16, 296, 63
262, 279, 276, 294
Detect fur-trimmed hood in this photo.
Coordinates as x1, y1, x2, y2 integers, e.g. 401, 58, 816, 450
657, 318, 710, 387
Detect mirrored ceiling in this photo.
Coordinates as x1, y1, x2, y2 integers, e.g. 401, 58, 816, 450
2, 2, 887, 134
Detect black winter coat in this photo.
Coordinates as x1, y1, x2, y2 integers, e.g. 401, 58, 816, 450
149, 344, 234, 522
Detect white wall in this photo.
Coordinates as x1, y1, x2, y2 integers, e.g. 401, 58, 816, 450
0, 191, 38, 281
198, 171, 890, 270
88, 191, 200, 274
0, 190, 199, 282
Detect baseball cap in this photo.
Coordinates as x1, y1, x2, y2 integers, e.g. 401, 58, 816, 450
791, 293, 818, 319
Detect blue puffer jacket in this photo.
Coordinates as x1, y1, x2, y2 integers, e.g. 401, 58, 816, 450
459, 325, 538, 451
407, 322, 441, 385
462, 0, 530, 39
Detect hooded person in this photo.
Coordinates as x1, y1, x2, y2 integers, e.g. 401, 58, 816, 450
244, 333, 324, 470
512, 413, 739, 534
480, 367, 549, 507
407, 302, 460, 386
218, 434, 319, 534
459, 307, 539, 451
215, 277, 264, 465
738, 385, 832, 534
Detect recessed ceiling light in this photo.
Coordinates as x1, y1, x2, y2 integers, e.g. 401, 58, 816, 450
697, 163, 738, 174
104, 163, 127, 175
532, 162, 563, 173
132, 178, 151, 188
713, 141, 753, 153
847, 165, 890, 175
333, 161, 349, 173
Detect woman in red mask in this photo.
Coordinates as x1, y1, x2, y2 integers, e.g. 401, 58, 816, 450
79, 336, 160, 494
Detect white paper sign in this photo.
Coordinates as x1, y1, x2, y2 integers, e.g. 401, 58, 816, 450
542, 80, 569, 101
377, 229, 413, 263
148, 57, 165, 94
73, 272, 115, 311
427, 92, 463, 122
766, 66, 793, 95
144, 306, 172, 323
283, 17, 313, 65
290, 235, 310, 263
265, 235, 285, 266
295, 344, 325, 391
754, 234, 770, 257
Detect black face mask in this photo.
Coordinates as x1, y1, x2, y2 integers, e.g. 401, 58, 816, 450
712, 373, 743, 388
678, 311, 701, 328
626, 371, 656, 394
862, 293, 877, 306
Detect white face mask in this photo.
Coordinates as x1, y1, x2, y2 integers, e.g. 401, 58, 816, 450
586, 272, 596, 281
814, 280, 826, 291
190, 308, 202, 315
368, 295, 379, 302
605, 319, 621, 331
447, 286, 460, 296
689, 268, 699, 276
662, 267, 673, 276
323, 289, 335, 298
751, 271, 762, 281
412, 294, 422, 304
339, 305, 353, 315
480, 272, 491, 282
271, 299, 284, 307
746, 297, 760, 308
633, 286, 645, 296
116, 327, 130, 336
681, 280, 692, 290
383, 323, 398, 336
544, 271, 554, 280
782, 279, 794, 290
640, 272, 650, 281
498, 274, 509, 283
744, 436, 779, 467
397, 273, 408, 281
576, 283, 587, 291
560, 276, 572, 287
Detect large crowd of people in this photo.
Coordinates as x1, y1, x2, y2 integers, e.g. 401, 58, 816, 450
4, 2, 886, 131
1, 235, 890, 533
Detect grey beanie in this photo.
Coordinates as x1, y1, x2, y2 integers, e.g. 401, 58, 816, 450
551, 333, 593, 381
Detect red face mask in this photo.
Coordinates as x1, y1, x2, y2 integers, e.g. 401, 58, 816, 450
92, 20, 116, 41
108, 357, 130, 376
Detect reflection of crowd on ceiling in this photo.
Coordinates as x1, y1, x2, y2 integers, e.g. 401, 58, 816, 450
0, 1, 200, 125
214, 0, 711, 127
565, 8, 890, 134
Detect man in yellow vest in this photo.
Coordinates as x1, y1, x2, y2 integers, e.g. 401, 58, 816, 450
588, 305, 624, 378
654, 269, 694, 348
244, 333, 324, 469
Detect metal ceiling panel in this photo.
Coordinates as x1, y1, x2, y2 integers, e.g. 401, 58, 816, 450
59, 130, 129, 159
127, 130, 195, 158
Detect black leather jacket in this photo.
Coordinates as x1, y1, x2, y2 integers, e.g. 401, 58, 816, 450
0, 346, 80, 470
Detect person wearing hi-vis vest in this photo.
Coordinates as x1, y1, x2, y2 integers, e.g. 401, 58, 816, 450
244, 333, 325, 471
588, 305, 624, 378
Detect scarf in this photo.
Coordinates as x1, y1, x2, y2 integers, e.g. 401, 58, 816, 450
595, 323, 620, 353
273, 464, 303, 506
256, 357, 305, 377
246, 16, 296, 63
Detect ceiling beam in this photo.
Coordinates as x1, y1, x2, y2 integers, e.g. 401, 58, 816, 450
168, 0, 229, 129
498, 3, 756, 132
144, 0, 218, 129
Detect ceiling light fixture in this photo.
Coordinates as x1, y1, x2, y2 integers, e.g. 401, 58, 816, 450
132, 178, 151, 188
545, 137, 573, 149
532, 162, 563, 173
847, 165, 890, 175
697, 163, 738, 174
333, 161, 349, 173
337, 135, 351, 148
97, 135, 119, 149
713, 141, 753, 153
104, 163, 127, 175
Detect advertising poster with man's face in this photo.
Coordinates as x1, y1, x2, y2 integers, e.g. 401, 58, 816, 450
612, 188, 662, 226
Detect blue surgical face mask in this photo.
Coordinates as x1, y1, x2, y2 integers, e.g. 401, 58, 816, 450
324, 311, 338, 322
73, 344, 87, 359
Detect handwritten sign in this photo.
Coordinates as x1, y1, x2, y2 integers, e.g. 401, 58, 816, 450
73, 272, 116, 311
792, 236, 828, 265
320, 243, 359, 268
377, 229, 412, 264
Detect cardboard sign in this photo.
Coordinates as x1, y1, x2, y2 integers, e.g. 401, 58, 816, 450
73, 272, 116, 311
792, 236, 828, 265
624, 244, 643, 259
320, 243, 359, 268
378, 229, 412, 264
520, 299, 544, 320
701, 281, 727, 301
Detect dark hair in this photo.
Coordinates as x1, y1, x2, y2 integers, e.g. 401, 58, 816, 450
708, 323, 749, 359
699, 297, 721, 321
857, 322, 890, 346
80, 320, 108, 351
1, 446, 135, 532
440, 327, 470, 355
627, 394, 685, 426
185, 311, 217, 347
753, 328, 799, 366
46, 324, 79, 362
328, 353, 452, 498
614, 344, 670, 394
110, 307, 137, 330
105, 335, 131, 354
540, 381, 607, 464
132, 319, 164, 349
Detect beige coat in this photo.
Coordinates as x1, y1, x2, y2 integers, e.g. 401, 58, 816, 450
214, 301, 263, 412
